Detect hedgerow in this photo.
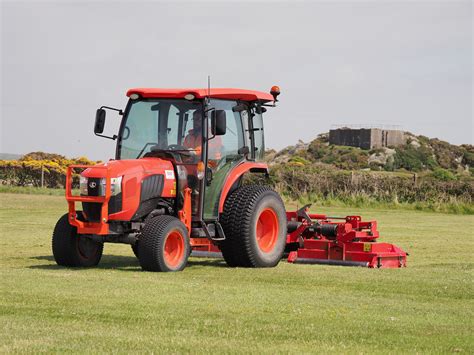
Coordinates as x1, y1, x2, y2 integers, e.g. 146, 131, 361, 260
0, 152, 100, 188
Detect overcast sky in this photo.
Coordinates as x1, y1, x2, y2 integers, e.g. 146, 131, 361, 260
1, 0, 472, 160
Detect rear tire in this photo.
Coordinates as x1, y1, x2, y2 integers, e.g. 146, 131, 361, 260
52, 213, 103, 267
220, 185, 287, 267
131, 244, 139, 258
137, 215, 190, 272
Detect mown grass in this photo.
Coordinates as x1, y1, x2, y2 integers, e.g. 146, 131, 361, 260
0, 193, 473, 353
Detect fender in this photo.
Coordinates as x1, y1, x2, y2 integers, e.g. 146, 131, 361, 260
218, 161, 269, 214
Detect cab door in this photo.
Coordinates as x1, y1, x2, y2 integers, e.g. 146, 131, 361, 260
203, 99, 247, 220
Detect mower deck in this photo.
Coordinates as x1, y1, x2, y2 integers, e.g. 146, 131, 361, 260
284, 205, 407, 268
190, 205, 407, 268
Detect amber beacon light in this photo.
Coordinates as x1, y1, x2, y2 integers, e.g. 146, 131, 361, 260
270, 86, 280, 102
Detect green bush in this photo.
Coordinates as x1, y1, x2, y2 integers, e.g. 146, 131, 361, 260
463, 151, 474, 166
431, 168, 456, 181
393, 146, 438, 171
289, 156, 310, 165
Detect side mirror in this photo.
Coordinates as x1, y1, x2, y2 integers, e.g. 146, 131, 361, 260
211, 110, 226, 136
238, 146, 250, 155
94, 108, 106, 134
232, 103, 247, 112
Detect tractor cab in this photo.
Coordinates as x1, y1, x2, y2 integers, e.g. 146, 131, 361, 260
93, 88, 278, 224
111, 92, 268, 221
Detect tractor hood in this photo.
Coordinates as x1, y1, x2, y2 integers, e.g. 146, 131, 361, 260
81, 158, 174, 179
80, 158, 177, 222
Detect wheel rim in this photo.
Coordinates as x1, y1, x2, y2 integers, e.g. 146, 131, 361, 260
77, 237, 98, 260
256, 208, 279, 253
164, 230, 185, 268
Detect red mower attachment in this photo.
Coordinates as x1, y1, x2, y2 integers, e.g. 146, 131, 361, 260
286, 205, 407, 268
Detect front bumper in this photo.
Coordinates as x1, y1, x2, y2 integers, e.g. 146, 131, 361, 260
65, 165, 111, 235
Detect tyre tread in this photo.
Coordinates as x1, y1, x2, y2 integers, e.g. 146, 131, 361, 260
220, 185, 285, 268
138, 215, 189, 272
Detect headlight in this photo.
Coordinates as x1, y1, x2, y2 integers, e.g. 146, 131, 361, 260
80, 176, 122, 196
80, 176, 88, 195
100, 176, 122, 196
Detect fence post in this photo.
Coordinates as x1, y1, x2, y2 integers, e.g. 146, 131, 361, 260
41, 164, 44, 188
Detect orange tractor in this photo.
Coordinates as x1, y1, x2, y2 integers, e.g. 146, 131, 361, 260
52, 87, 407, 271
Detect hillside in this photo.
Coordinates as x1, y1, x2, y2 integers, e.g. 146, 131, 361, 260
266, 132, 474, 179
258, 133, 473, 213
0, 153, 23, 160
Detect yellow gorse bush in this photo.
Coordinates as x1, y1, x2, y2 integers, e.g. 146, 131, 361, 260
0, 152, 101, 188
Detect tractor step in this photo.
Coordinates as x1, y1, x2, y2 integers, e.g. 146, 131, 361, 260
191, 250, 223, 258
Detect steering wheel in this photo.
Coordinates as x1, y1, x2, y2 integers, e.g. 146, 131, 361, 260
167, 144, 188, 151
168, 144, 197, 156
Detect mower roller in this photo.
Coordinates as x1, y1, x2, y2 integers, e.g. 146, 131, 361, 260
52, 86, 407, 271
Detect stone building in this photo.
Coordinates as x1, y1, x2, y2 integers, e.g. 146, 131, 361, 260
329, 128, 406, 150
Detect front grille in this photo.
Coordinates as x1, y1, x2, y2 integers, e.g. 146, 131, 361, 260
109, 193, 122, 214
82, 202, 101, 222
82, 194, 122, 222
141, 175, 164, 202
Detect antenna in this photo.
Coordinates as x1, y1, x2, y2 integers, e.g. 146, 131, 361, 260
207, 75, 211, 104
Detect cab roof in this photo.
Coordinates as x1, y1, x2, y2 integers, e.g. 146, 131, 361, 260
126, 88, 274, 102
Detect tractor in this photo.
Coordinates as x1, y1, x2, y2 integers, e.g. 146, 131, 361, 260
52, 87, 407, 271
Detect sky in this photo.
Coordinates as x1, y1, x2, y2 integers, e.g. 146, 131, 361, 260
1, 0, 472, 161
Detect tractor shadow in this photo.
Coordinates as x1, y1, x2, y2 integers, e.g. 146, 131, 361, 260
28, 255, 227, 271
28, 255, 141, 272
187, 258, 227, 268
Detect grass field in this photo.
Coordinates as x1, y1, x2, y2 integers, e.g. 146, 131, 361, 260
0, 193, 473, 353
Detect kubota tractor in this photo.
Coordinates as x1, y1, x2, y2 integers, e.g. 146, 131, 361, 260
52, 87, 407, 271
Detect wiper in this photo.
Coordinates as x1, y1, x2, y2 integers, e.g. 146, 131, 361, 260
136, 142, 158, 158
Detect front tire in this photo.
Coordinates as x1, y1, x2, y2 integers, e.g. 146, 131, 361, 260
137, 215, 190, 272
52, 213, 103, 267
220, 185, 287, 267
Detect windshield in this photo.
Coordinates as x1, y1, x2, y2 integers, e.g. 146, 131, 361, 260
118, 99, 203, 159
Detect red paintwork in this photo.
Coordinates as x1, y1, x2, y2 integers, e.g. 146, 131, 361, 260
163, 231, 185, 268
217, 161, 269, 213
66, 158, 176, 234
287, 240, 406, 268
256, 208, 279, 253
285, 210, 407, 268
178, 187, 192, 233
126, 88, 274, 102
